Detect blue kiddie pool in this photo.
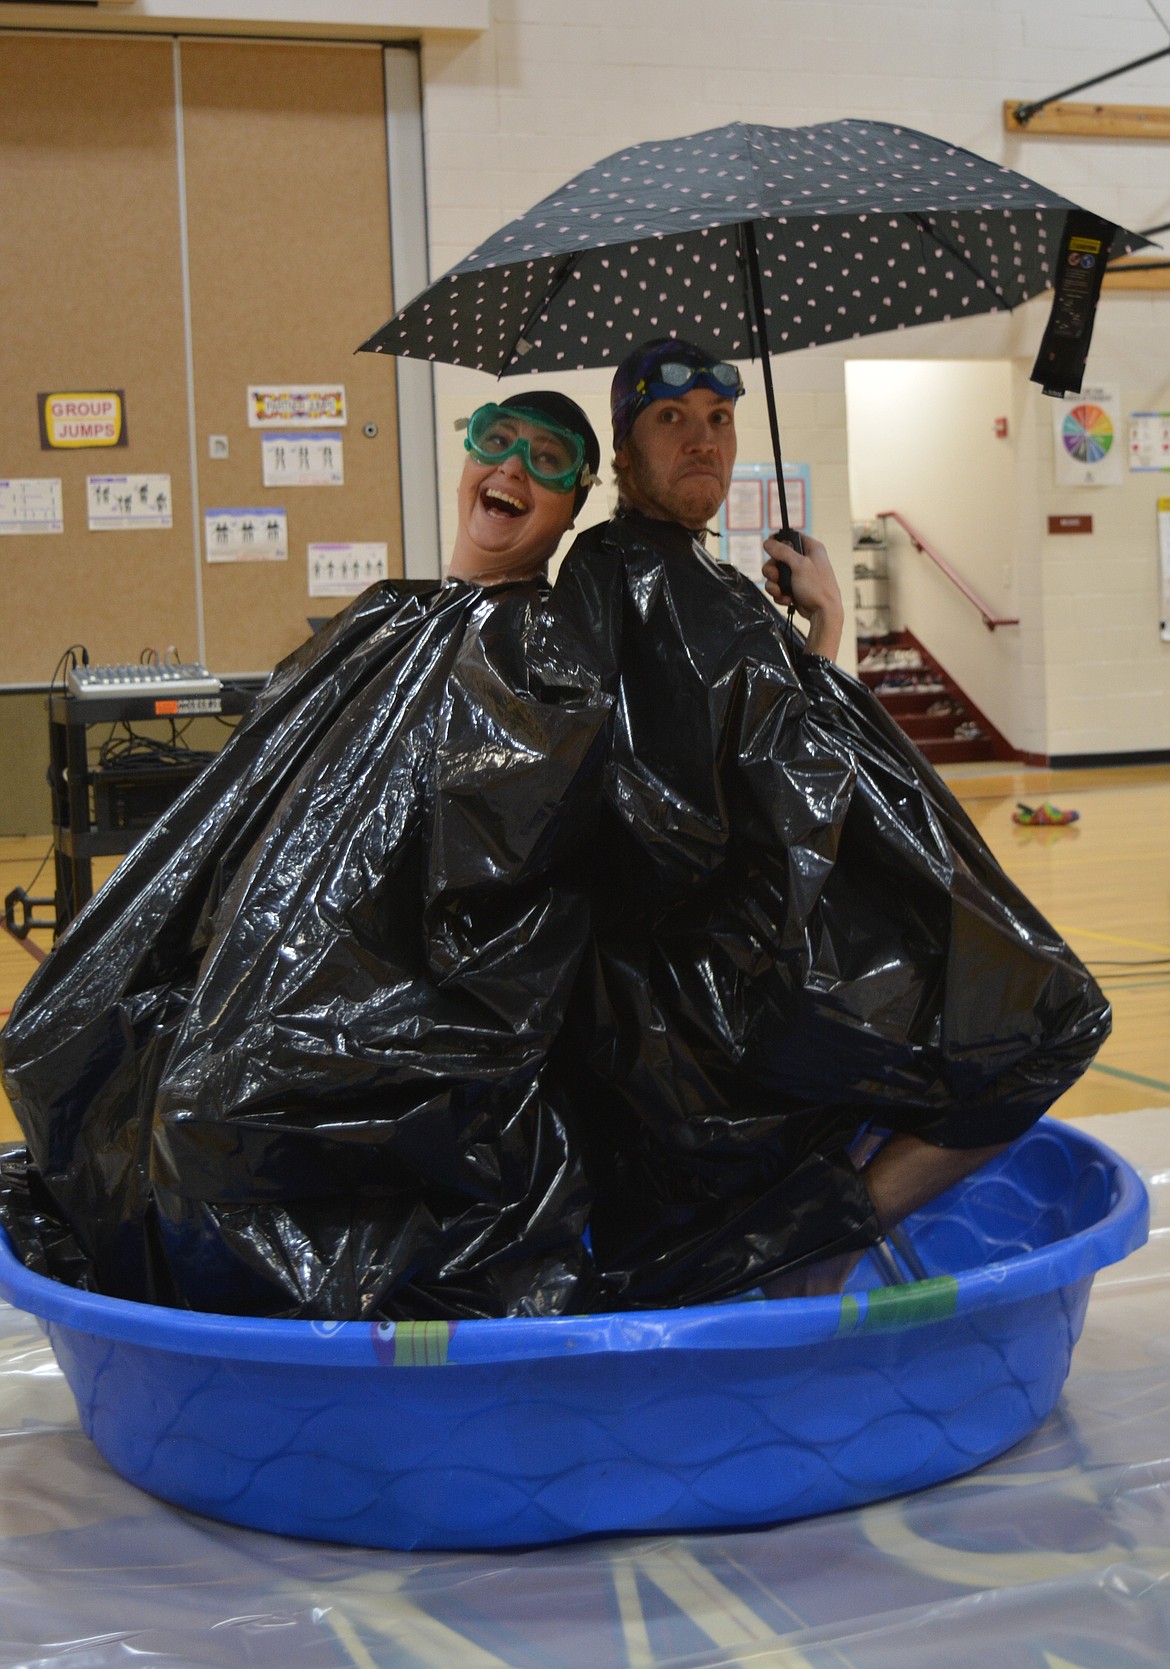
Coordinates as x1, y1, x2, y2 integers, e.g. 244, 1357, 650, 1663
0, 1118, 1148, 1551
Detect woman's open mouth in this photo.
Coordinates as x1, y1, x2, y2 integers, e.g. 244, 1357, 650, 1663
480, 485, 528, 519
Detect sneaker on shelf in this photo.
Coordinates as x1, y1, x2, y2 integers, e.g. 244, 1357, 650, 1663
954, 720, 985, 741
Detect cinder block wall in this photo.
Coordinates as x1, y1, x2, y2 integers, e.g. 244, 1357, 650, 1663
421, 0, 1170, 756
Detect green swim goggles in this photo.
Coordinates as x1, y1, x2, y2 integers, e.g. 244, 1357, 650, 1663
457, 404, 598, 494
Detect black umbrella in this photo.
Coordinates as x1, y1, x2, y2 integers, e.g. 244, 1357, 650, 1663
360, 119, 1146, 532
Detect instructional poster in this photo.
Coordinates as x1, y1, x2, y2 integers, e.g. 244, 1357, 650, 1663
1129, 412, 1170, 472
718, 461, 811, 591
308, 541, 388, 596
262, 433, 344, 488
205, 507, 288, 563
87, 474, 172, 530
1052, 383, 1122, 486
0, 478, 63, 534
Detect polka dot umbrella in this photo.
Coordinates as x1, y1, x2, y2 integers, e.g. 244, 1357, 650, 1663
359, 119, 1146, 532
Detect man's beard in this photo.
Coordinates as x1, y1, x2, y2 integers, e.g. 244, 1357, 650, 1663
618, 448, 727, 529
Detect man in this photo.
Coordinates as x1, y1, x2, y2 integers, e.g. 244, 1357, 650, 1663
547, 337, 1106, 1304
609, 335, 844, 660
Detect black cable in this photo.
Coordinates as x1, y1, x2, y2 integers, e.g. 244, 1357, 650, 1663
21, 843, 54, 897
95, 719, 216, 773
1144, 0, 1170, 41
1013, 42, 1170, 124
49, 644, 88, 695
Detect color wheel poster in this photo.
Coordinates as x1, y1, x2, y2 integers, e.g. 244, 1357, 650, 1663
1052, 383, 1122, 487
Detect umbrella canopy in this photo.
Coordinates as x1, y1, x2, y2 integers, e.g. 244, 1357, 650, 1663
360, 119, 1144, 529
361, 119, 1142, 372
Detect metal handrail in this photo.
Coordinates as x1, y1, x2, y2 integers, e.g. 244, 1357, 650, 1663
876, 510, 1019, 632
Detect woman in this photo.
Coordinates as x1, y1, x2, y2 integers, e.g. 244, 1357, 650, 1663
1, 393, 609, 1321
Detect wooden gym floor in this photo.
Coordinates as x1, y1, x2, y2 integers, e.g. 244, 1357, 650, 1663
1, 762, 1168, 1144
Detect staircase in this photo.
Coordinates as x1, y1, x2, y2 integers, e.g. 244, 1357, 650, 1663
857, 631, 1008, 766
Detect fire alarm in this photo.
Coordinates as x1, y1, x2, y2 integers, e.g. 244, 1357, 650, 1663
994, 417, 1009, 439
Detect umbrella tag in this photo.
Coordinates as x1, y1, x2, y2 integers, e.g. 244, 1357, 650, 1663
1030, 211, 1115, 398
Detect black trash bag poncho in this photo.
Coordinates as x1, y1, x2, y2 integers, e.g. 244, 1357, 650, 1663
542, 513, 1110, 1306
1, 578, 610, 1318
0, 520, 1109, 1317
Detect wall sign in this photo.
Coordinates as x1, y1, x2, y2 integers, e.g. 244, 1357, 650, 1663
1051, 383, 1122, 487
1129, 412, 1170, 472
247, 385, 347, 429
718, 461, 811, 593
262, 432, 344, 487
87, 474, 172, 530
205, 507, 288, 563
38, 391, 127, 449
308, 540, 388, 596
0, 478, 63, 535
1047, 515, 1093, 535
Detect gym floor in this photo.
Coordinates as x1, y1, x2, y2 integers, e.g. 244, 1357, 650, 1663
3, 761, 1167, 1140
1, 763, 1168, 1666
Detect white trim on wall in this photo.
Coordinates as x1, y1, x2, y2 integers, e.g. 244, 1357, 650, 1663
171, 38, 207, 666
0, 1, 486, 40
384, 45, 440, 580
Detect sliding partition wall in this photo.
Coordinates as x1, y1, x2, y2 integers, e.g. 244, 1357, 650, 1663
0, 31, 434, 685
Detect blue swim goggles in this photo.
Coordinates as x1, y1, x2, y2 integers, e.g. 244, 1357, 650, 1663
613, 357, 745, 444
457, 404, 597, 494
638, 358, 745, 403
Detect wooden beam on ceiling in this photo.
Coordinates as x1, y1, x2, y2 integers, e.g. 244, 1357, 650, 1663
1004, 99, 1170, 138
1102, 260, 1170, 291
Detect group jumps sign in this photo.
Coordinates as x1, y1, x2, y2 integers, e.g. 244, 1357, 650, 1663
38, 392, 128, 449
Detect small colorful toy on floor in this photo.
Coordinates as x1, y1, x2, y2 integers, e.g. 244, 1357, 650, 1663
1013, 801, 1080, 826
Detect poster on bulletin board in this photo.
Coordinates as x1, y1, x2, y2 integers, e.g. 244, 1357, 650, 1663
718, 461, 810, 592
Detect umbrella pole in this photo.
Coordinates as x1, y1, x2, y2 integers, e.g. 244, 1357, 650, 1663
741, 223, 794, 536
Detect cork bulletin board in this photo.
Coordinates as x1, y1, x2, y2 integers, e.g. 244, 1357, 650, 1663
0, 33, 403, 686
0, 35, 197, 686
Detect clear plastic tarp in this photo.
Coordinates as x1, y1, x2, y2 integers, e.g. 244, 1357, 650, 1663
1, 1106, 1168, 1668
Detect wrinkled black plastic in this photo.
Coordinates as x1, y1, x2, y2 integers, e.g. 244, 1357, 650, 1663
2, 580, 609, 1318
0, 525, 1110, 1318
547, 514, 1110, 1304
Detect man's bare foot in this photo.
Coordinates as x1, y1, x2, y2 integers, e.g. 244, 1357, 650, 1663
760, 1133, 1010, 1299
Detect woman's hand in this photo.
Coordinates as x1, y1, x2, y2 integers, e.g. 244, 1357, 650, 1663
762, 531, 845, 663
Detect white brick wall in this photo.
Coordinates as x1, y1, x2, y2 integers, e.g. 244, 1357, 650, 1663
419, 0, 1170, 753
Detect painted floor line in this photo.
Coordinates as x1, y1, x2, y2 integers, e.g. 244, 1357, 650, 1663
1087, 1062, 1170, 1095
1057, 924, 1170, 956
1096, 978, 1170, 993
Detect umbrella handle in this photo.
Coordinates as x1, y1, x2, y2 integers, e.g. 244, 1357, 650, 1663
740, 222, 797, 547
768, 536, 797, 601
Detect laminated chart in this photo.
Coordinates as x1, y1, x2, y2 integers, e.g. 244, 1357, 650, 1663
205, 508, 288, 563
308, 541, 387, 596
87, 475, 172, 530
1052, 385, 1122, 486
0, 478, 63, 535
1129, 412, 1170, 472
262, 434, 343, 488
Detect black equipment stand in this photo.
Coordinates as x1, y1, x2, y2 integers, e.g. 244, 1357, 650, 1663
42, 684, 256, 935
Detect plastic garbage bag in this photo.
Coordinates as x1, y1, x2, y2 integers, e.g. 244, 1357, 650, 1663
2, 578, 610, 1317
1, 524, 1109, 1319
542, 514, 1111, 1306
